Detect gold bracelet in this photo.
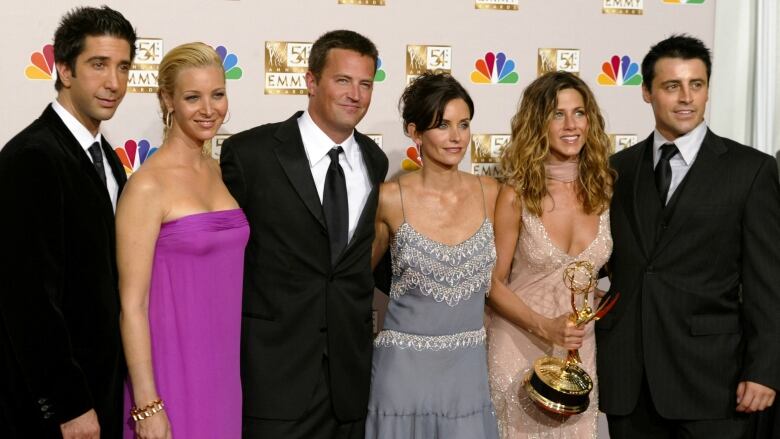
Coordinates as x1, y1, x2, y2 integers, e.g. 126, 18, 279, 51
130, 398, 165, 422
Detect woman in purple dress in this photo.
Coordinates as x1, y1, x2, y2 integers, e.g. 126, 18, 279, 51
117, 42, 248, 439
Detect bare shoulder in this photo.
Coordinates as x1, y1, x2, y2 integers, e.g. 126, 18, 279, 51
476, 174, 500, 198
378, 179, 402, 214
378, 177, 408, 229
496, 182, 521, 208
117, 165, 166, 215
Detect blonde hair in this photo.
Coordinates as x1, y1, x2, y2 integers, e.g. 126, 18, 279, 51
500, 72, 615, 217
157, 42, 225, 154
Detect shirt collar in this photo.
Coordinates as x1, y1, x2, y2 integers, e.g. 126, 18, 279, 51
652, 120, 707, 166
52, 99, 102, 151
297, 110, 358, 171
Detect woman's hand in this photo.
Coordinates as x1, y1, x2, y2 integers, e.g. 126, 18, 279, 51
135, 410, 172, 439
539, 313, 585, 350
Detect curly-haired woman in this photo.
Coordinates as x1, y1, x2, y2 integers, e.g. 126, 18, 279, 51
485, 71, 615, 438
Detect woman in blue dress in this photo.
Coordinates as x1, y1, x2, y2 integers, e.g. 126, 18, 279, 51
366, 72, 500, 439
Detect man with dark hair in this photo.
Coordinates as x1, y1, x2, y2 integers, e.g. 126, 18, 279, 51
0, 6, 135, 438
597, 34, 780, 438
221, 29, 388, 439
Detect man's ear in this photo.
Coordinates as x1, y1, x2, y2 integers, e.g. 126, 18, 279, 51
305, 71, 317, 96
56, 62, 73, 88
641, 84, 652, 104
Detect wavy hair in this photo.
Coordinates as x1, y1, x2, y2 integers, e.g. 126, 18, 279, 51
500, 71, 614, 217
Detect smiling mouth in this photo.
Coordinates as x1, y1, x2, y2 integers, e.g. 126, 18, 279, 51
195, 120, 217, 128
674, 109, 695, 116
97, 98, 116, 107
560, 135, 580, 143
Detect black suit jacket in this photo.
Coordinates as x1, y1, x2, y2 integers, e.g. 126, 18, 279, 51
596, 129, 780, 420
0, 105, 127, 437
220, 112, 388, 422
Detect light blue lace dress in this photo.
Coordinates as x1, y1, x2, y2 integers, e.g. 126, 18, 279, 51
365, 180, 499, 439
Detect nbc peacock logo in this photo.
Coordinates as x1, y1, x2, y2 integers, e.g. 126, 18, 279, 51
115, 139, 158, 176
597, 55, 642, 86
471, 52, 519, 84
25, 44, 56, 80
401, 145, 422, 171
374, 57, 387, 82
215, 45, 243, 80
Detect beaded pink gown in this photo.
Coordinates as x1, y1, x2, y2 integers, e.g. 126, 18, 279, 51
486, 207, 611, 439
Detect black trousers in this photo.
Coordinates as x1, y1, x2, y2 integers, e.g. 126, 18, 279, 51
243, 356, 364, 439
607, 375, 756, 439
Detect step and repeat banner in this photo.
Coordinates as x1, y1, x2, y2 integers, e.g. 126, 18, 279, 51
1, 0, 714, 333
3, 0, 713, 176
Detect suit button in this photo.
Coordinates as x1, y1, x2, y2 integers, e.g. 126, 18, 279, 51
43, 412, 52, 419
37, 398, 47, 405
40, 405, 49, 411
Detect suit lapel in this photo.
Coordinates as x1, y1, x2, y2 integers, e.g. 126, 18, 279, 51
341, 133, 381, 256
652, 130, 728, 257
623, 134, 656, 259
41, 105, 115, 218
273, 112, 327, 230
101, 137, 127, 194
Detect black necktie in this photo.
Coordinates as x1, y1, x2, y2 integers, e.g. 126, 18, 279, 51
323, 146, 348, 266
87, 141, 107, 186
655, 143, 679, 205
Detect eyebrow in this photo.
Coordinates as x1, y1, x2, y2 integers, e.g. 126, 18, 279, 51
182, 88, 226, 93
84, 55, 131, 65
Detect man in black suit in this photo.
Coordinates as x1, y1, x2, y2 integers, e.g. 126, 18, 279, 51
0, 6, 135, 439
220, 30, 388, 439
597, 35, 780, 438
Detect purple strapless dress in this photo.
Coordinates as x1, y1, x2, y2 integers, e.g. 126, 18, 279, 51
124, 209, 248, 438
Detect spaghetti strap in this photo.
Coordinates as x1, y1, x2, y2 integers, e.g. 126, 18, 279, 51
397, 178, 407, 222
476, 175, 487, 220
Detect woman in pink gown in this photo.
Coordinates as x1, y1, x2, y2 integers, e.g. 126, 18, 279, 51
486, 72, 614, 438
117, 43, 247, 439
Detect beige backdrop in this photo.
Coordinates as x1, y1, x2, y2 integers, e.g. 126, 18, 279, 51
0, 2, 716, 436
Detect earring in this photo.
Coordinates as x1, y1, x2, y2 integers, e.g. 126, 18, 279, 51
165, 111, 173, 128
222, 110, 231, 124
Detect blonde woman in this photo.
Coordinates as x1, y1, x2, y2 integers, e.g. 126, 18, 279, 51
118, 43, 247, 438
486, 72, 614, 438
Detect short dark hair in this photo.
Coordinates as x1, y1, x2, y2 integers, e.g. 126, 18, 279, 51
399, 72, 475, 135
308, 30, 378, 79
642, 34, 711, 91
53, 6, 137, 91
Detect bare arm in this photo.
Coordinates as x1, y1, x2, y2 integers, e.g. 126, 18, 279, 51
371, 183, 394, 270
116, 173, 171, 438
487, 184, 584, 349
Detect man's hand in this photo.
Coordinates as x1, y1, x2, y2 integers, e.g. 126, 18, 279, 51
736, 381, 776, 413
60, 409, 100, 439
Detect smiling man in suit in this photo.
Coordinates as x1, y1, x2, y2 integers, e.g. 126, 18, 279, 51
597, 34, 780, 438
0, 6, 136, 439
220, 30, 388, 439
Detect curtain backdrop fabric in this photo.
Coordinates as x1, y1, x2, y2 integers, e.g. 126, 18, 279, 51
711, 0, 779, 156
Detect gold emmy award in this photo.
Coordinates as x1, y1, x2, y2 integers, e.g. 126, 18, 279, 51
523, 260, 619, 415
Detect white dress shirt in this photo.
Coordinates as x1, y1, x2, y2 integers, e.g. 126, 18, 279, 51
297, 110, 371, 243
52, 100, 119, 212
652, 121, 708, 204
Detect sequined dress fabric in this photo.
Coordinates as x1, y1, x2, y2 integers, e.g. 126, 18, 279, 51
486, 208, 611, 439
366, 207, 499, 438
